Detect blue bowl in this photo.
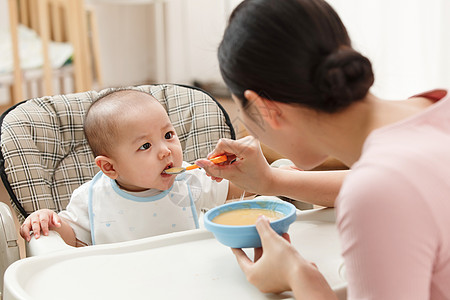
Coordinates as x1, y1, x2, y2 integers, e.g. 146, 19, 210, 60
204, 197, 297, 248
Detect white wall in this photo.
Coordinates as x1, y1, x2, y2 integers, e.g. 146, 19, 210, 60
0, 0, 8, 31
165, 0, 227, 84
4, 0, 449, 98
166, 0, 242, 84
90, 2, 157, 88
90, 0, 241, 87
323, 0, 450, 99
158, 0, 450, 98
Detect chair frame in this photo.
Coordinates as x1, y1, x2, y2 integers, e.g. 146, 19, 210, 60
0, 84, 235, 221
0, 100, 29, 218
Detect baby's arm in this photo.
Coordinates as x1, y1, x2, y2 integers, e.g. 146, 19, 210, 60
20, 209, 77, 246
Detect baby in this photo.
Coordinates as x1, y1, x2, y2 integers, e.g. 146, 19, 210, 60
20, 89, 244, 246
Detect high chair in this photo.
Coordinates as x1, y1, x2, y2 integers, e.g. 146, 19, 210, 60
0, 83, 235, 294
5, 0, 102, 105
0, 84, 349, 300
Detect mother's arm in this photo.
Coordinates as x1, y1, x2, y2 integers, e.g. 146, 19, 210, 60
196, 136, 347, 207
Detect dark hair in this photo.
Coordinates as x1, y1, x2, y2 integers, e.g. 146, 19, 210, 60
218, 0, 374, 113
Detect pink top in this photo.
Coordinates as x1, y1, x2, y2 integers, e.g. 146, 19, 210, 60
336, 90, 450, 299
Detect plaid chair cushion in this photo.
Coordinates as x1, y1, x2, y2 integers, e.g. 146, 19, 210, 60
0, 84, 234, 222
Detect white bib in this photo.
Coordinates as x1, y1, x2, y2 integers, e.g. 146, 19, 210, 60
59, 166, 228, 246
88, 172, 202, 245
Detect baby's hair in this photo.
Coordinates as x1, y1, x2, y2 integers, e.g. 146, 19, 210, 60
84, 88, 157, 157
218, 0, 374, 113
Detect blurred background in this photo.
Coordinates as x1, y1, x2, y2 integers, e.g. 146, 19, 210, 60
1, 0, 449, 260
1, 0, 449, 109
1, 0, 449, 167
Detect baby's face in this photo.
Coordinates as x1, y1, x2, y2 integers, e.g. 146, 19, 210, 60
111, 97, 183, 192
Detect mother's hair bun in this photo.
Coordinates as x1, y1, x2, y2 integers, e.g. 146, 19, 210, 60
314, 48, 374, 112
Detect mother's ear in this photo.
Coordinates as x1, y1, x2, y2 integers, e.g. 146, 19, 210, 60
95, 156, 118, 179
244, 90, 282, 129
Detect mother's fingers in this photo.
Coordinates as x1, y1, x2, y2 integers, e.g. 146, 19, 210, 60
255, 216, 287, 249
211, 137, 257, 159
231, 248, 254, 274
199, 136, 259, 168
196, 157, 241, 180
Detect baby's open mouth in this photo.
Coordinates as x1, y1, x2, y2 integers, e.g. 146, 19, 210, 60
161, 163, 173, 175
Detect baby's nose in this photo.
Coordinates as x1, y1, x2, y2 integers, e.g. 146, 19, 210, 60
159, 146, 171, 159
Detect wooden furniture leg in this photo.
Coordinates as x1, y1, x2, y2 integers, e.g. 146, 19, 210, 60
8, 0, 24, 104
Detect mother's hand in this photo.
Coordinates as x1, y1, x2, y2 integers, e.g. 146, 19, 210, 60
195, 136, 273, 195
232, 216, 337, 299
231, 216, 296, 294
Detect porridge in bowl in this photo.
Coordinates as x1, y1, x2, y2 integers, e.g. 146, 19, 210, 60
212, 208, 285, 225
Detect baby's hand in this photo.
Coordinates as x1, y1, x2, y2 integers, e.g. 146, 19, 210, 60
20, 209, 62, 242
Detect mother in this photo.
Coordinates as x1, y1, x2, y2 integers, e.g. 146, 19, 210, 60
196, 0, 450, 298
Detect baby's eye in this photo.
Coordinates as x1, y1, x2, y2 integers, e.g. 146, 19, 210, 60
165, 131, 174, 139
139, 142, 151, 150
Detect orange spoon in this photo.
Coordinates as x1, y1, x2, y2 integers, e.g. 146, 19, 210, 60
163, 155, 227, 175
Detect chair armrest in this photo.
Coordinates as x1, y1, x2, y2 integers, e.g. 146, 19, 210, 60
0, 202, 21, 294
0, 202, 19, 250
26, 231, 73, 256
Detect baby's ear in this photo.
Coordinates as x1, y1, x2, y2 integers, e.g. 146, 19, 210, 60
95, 156, 118, 179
